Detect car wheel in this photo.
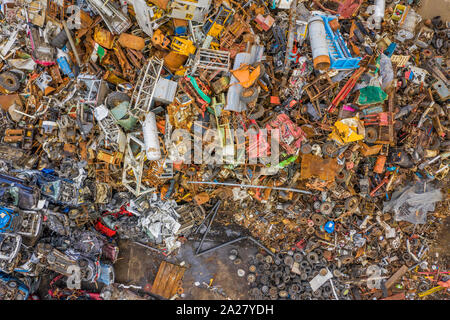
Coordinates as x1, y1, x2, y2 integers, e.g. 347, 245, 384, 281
240, 86, 259, 104
0, 71, 21, 92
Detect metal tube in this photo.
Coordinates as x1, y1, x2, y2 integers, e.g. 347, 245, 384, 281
62, 21, 82, 66
133, 241, 165, 254
373, 0, 385, 29
142, 111, 162, 161
195, 235, 275, 257
196, 236, 247, 256
329, 279, 339, 300
247, 236, 276, 257
397, 9, 420, 41
308, 16, 330, 70
187, 181, 312, 195
195, 200, 221, 255
193, 200, 220, 234
283, 0, 297, 75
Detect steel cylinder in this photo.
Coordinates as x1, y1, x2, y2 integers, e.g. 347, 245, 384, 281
374, 0, 386, 28
142, 111, 162, 161
308, 16, 330, 71
398, 9, 421, 41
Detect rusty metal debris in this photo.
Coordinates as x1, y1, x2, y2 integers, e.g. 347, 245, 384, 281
0, 0, 448, 302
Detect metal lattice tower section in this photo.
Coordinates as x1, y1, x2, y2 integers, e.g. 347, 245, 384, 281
129, 57, 164, 120
122, 132, 154, 196
97, 110, 124, 151
191, 48, 230, 75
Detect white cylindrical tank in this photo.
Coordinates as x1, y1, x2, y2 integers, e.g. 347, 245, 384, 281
308, 16, 330, 71
367, 0, 385, 30
397, 9, 421, 42
142, 111, 162, 161
374, 0, 386, 28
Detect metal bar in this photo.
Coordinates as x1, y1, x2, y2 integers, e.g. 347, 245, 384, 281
193, 200, 221, 234
187, 181, 313, 194
62, 20, 81, 66
195, 200, 221, 255
195, 235, 275, 257
133, 241, 166, 255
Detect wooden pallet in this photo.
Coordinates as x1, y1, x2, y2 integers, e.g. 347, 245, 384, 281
151, 261, 185, 299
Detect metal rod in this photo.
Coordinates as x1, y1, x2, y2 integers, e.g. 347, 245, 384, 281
62, 21, 82, 66
193, 200, 220, 234
329, 279, 339, 300
195, 200, 221, 255
196, 235, 275, 258
197, 236, 247, 257
187, 181, 312, 194
247, 236, 276, 257
133, 241, 165, 255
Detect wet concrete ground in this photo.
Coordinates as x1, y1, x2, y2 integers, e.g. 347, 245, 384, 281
114, 239, 161, 287
418, 0, 450, 21
36, 222, 257, 299
113, 223, 257, 299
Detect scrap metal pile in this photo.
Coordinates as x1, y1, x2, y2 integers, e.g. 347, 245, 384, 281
0, 0, 449, 300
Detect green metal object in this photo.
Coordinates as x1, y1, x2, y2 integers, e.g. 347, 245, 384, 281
111, 101, 138, 131
277, 155, 298, 168
187, 75, 211, 104
357, 86, 388, 105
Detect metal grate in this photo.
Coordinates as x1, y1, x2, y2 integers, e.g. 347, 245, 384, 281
129, 57, 164, 119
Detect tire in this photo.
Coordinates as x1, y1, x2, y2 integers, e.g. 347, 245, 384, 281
9, 69, 25, 82
240, 86, 259, 104
106, 91, 131, 109
247, 104, 265, 120
431, 16, 443, 29
50, 30, 68, 49
322, 141, 337, 157
0, 71, 21, 92
365, 127, 378, 143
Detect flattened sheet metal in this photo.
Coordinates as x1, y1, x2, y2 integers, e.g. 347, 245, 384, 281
300, 154, 339, 182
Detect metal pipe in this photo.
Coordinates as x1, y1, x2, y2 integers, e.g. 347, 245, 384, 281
397, 8, 420, 41
373, 0, 385, 29
329, 279, 339, 300
193, 201, 220, 234
195, 200, 221, 255
247, 236, 276, 257
62, 21, 82, 66
195, 235, 275, 257
133, 241, 165, 255
308, 15, 330, 70
142, 111, 162, 161
196, 236, 246, 256
187, 181, 312, 195
283, 0, 298, 75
